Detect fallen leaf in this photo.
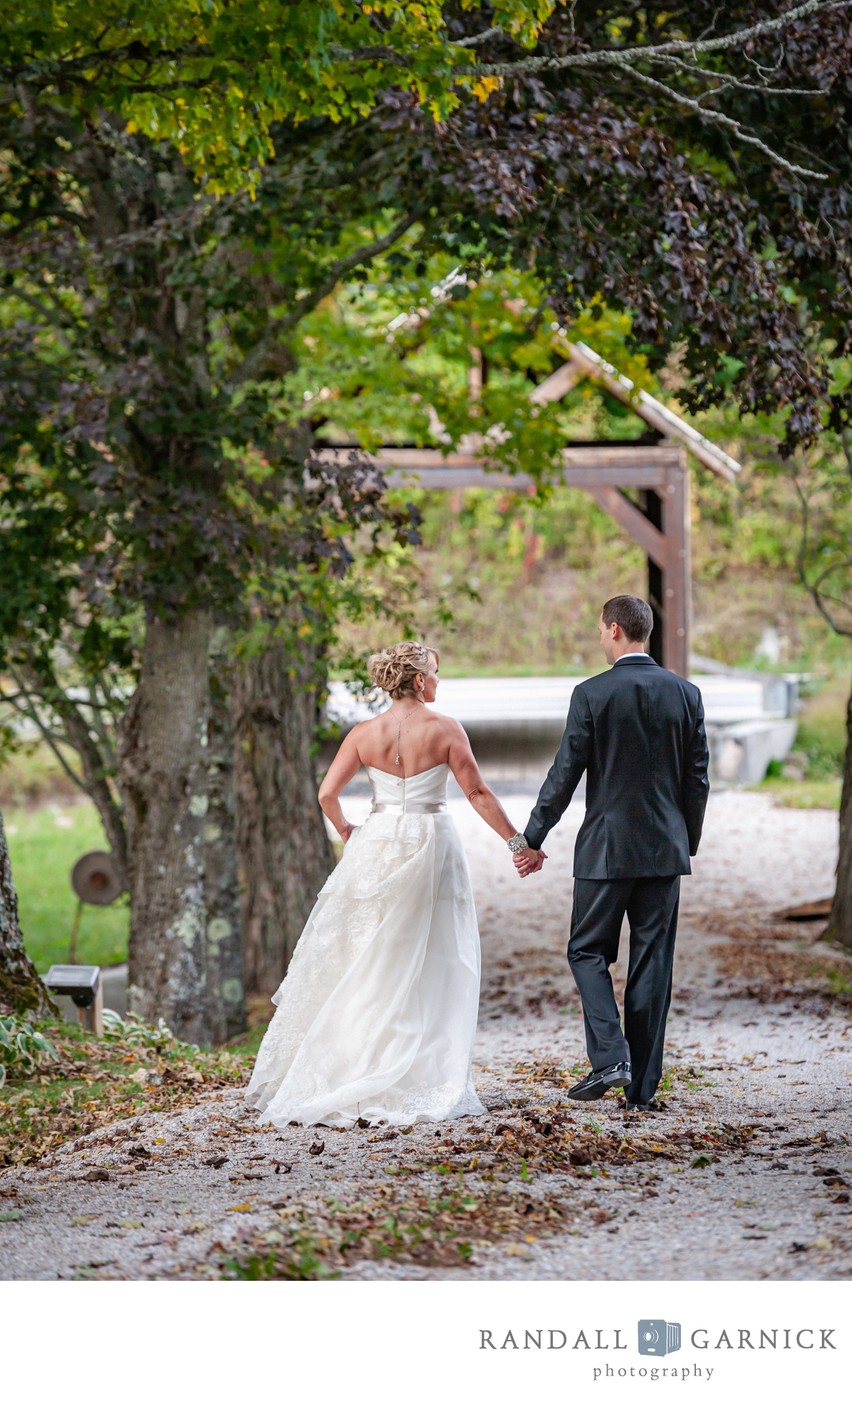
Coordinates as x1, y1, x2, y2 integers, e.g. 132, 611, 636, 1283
227, 1203, 253, 1214
503, 1242, 535, 1259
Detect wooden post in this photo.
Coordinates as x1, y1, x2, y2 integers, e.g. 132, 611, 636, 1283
76, 975, 104, 1039
643, 488, 665, 668
67, 897, 84, 965
640, 451, 690, 678
663, 450, 690, 679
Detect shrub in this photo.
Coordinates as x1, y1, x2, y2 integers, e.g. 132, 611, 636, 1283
0, 1014, 58, 1088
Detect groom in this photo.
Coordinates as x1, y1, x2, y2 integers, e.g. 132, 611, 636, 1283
514, 595, 710, 1111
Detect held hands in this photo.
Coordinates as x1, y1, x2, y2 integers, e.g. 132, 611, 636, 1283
514, 847, 546, 878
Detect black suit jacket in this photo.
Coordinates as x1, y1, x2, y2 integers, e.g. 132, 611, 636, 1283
524, 657, 710, 878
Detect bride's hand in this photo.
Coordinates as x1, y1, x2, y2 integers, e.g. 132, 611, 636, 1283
515, 848, 546, 877
340, 822, 358, 844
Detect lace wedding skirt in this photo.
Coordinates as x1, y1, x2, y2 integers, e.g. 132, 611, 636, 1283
246, 764, 485, 1129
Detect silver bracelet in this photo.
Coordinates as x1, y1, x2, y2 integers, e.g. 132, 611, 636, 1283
506, 832, 529, 854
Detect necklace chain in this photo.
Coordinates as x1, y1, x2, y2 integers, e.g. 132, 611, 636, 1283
392, 699, 424, 767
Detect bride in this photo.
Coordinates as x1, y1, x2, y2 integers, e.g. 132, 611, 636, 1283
246, 640, 533, 1130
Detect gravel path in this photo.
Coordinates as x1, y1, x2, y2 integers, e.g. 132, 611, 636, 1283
1, 789, 848, 1282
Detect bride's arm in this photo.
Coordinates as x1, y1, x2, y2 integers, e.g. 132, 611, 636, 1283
317, 730, 363, 842
446, 721, 522, 843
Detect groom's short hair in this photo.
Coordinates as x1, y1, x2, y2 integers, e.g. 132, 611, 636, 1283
601, 595, 653, 644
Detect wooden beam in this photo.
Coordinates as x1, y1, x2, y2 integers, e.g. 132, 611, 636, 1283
316, 442, 682, 491
380, 464, 675, 491
565, 342, 741, 482
529, 362, 582, 404
316, 439, 694, 677
585, 487, 667, 569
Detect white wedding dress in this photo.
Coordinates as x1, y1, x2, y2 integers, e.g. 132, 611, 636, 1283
246, 764, 485, 1129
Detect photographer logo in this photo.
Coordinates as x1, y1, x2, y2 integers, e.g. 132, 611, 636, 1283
638, 1320, 682, 1357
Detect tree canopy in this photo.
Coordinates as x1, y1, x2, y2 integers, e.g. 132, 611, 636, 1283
2, 0, 852, 1023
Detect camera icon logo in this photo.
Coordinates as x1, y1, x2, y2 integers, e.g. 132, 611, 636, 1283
638, 1320, 681, 1357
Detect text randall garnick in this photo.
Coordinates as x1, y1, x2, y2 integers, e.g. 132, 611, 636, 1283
478, 1328, 837, 1351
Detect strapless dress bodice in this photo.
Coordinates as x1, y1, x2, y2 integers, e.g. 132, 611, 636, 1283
366, 763, 449, 812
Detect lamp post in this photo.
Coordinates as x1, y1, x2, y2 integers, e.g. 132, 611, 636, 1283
44, 964, 104, 1038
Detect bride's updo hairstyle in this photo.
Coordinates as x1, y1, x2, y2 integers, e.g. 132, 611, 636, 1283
368, 641, 438, 700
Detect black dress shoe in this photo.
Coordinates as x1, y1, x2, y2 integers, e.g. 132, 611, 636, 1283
625, 1100, 659, 1112
567, 1061, 632, 1101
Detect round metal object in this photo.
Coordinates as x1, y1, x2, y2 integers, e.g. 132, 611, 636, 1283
70, 851, 124, 906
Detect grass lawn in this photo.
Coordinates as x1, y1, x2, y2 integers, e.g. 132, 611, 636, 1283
3, 802, 129, 972
754, 777, 842, 810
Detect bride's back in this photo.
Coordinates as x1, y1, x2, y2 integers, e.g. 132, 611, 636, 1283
354, 705, 453, 779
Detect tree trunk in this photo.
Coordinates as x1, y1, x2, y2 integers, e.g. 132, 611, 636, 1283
0, 809, 56, 1016
118, 607, 216, 1043
204, 628, 246, 1038
233, 636, 335, 998
827, 677, 852, 954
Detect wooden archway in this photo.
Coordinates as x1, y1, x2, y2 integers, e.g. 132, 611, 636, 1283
319, 342, 739, 679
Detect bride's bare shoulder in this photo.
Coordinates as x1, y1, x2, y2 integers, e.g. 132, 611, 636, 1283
342, 717, 384, 752
427, 710, 467, 738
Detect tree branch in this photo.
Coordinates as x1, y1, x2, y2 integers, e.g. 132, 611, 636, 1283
230, 209, 424, 386
1, 672, 88, 792
0, 41, 212, 87
6, 287, 79, 344
12, 658, 128, 872
793, 474, 852, 636
452, 26, 504, 49
650, 53, 823, 97
612, 60, 829, 179
457, 2, 852, 78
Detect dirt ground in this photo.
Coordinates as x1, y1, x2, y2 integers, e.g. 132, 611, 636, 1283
0, 788, 849, 1282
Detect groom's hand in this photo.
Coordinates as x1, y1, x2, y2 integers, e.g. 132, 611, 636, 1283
514, 848, 546, 877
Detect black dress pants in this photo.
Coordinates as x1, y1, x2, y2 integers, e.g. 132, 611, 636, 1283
567, 875, 681, 1106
